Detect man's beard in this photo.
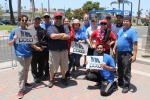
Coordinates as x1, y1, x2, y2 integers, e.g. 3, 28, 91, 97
98, 52, 104, 55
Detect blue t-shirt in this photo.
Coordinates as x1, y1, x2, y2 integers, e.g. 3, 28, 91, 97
41, 23, 53, 30
80, 22, 90, 32
9, 27, 32, 58
74, 29, 86, 42
117, 27, 138, 52
98, 54, 116, 84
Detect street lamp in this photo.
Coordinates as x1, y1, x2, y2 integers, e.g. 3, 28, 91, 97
48, 0, 50, 14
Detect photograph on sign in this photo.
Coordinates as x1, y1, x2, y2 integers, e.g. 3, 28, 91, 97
86, 56, 103, 70
15, 30, 37, 44
70, 41, 88, 55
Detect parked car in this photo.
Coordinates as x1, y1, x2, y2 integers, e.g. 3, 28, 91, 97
0, 21, 3, 25
2, 20, 10, 25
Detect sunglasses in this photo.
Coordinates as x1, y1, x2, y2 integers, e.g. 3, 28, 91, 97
55, 17, 62, 20
21, 20, 28, 22
44, 16, 50, 18
100, 23, 107, 25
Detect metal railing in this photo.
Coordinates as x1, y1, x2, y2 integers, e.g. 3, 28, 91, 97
0, 36, 17, 69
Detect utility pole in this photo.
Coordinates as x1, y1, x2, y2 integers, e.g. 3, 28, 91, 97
137, 0, 140, 24
32, 0, 34, 19
41, 3, 43, 14
48, 0, 50, 14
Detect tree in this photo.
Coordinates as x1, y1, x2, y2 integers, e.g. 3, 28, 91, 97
18, 0, 21, 17
142, 11, 150, 57
65, 8, 73, 20
110, 0, 130, 10
82, 1, 104, 13
9, 0, 15, 25
0, 4, 4, 17
72, 8, 86, 20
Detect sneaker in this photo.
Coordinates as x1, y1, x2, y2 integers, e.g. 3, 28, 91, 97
75, 70, 80, 75
61, 78, 69, 86
17, 90, 25, 99
122, 87, 129, 93
48, 80, 54, 88
65, 71, 71, 78
83, 64, 86, 69
93, 83, 101, 89
34, 78, 40, 83
25, 83, 33, 88
71, 69, 75, 74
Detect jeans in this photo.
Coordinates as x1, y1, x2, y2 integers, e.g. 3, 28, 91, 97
117, 51, 132, 87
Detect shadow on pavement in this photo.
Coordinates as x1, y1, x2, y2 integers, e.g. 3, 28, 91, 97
130, 83, 137, 93
53, 78, 78, 88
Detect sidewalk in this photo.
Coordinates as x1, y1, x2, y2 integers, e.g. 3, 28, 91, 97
0, 58, 150, 100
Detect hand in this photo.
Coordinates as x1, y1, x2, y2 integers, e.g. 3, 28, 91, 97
101, 62, 106, 69
35, 47, 43, 51
78, 40, 82, 43
34, 35, 38, 41
92, 44, 96, 49
13, 35, 18, 41
106, 40, 111, 45
129, 55, 136, 63
113, 49, 116, 55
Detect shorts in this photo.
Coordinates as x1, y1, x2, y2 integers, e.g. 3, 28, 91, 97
49, 50, 68, 72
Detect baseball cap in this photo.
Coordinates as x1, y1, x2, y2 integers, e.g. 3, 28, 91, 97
106, 16, 111, 19
124, 16, 131, 21
116, 14, 124, 18
100, 19, 107, 23
73, 19, 80, 24
53, 12, 63, 18
34, 15, 41, 20
44, 13, 50, 17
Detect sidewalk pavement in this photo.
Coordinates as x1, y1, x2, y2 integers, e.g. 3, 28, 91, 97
0, 57, 150, 100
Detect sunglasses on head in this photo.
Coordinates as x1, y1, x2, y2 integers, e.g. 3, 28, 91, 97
100, 23, 107, 25
21, 20, 27, 22
55, 17, 62, 20
44, 16, 50, 18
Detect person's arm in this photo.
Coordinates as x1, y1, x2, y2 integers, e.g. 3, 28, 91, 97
89, 30, 97, 48
129, 42, 137, 63
109, 31, 116, 46
31, 44, 43, 51
113, 39, 117, 55
50, 33, 64, 39
60, 25, 71, 40
8, 29, 18, 46
101, 62, 116, 71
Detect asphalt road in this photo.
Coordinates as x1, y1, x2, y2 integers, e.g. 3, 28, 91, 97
0, 26, 149, 62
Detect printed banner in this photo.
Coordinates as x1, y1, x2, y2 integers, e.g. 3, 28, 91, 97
15, 30, 37, 44
70, 41, 88, 55
86, 56, 103, 70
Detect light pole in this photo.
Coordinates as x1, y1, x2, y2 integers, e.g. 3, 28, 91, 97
137, 0, 140, 24
48, 0, 50, 14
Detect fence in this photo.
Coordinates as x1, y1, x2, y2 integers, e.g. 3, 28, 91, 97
0, 36, 17, 69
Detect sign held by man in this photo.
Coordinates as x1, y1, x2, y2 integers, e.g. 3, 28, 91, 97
86, 56, 103, 70
15, 30, 37, 44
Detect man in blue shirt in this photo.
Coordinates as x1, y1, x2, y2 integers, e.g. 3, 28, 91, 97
86, 43, 116, 96
8, 14, 32, 99
113, 16, 138, 93
81, 14, 90, 68
40, 13, 53, 79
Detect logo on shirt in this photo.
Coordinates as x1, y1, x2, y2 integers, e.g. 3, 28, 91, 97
123, 34, 127, 38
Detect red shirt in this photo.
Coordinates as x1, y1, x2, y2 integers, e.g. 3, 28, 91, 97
68, 27, 75, 53
107, 23, 113, 30
90, 29, 116, 51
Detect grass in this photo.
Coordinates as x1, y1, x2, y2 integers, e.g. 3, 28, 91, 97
0, 25, 18, 31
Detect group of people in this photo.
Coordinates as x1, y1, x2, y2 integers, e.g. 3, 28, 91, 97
8, 11, 137, 99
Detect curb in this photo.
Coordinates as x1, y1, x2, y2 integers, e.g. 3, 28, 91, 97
136, 58, 150, 65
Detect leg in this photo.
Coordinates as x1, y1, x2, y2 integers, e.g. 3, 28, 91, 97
74, 54, 81, 71
31, 51, 38, 79
117, 53, 124, 86
44, 50, 49, 77
17, 56, 26, 92
86, 71, 103, 83
24, 56, 32, 84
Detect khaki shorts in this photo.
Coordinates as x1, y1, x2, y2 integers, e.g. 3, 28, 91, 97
49, 50, 68, 72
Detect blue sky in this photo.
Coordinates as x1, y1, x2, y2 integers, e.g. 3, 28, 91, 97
0, 0, 149, 17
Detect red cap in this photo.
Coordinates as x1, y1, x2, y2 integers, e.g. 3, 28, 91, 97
53, 12, 63, 18
100, 19, 107, 23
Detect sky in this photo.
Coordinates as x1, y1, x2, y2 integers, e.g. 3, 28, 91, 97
0, 0, 149, 17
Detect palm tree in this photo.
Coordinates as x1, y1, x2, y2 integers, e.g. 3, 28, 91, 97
18, 0, 21, 17
142, 11, 150, 57
110, 0, 130, 10
8, 0, 15, 25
